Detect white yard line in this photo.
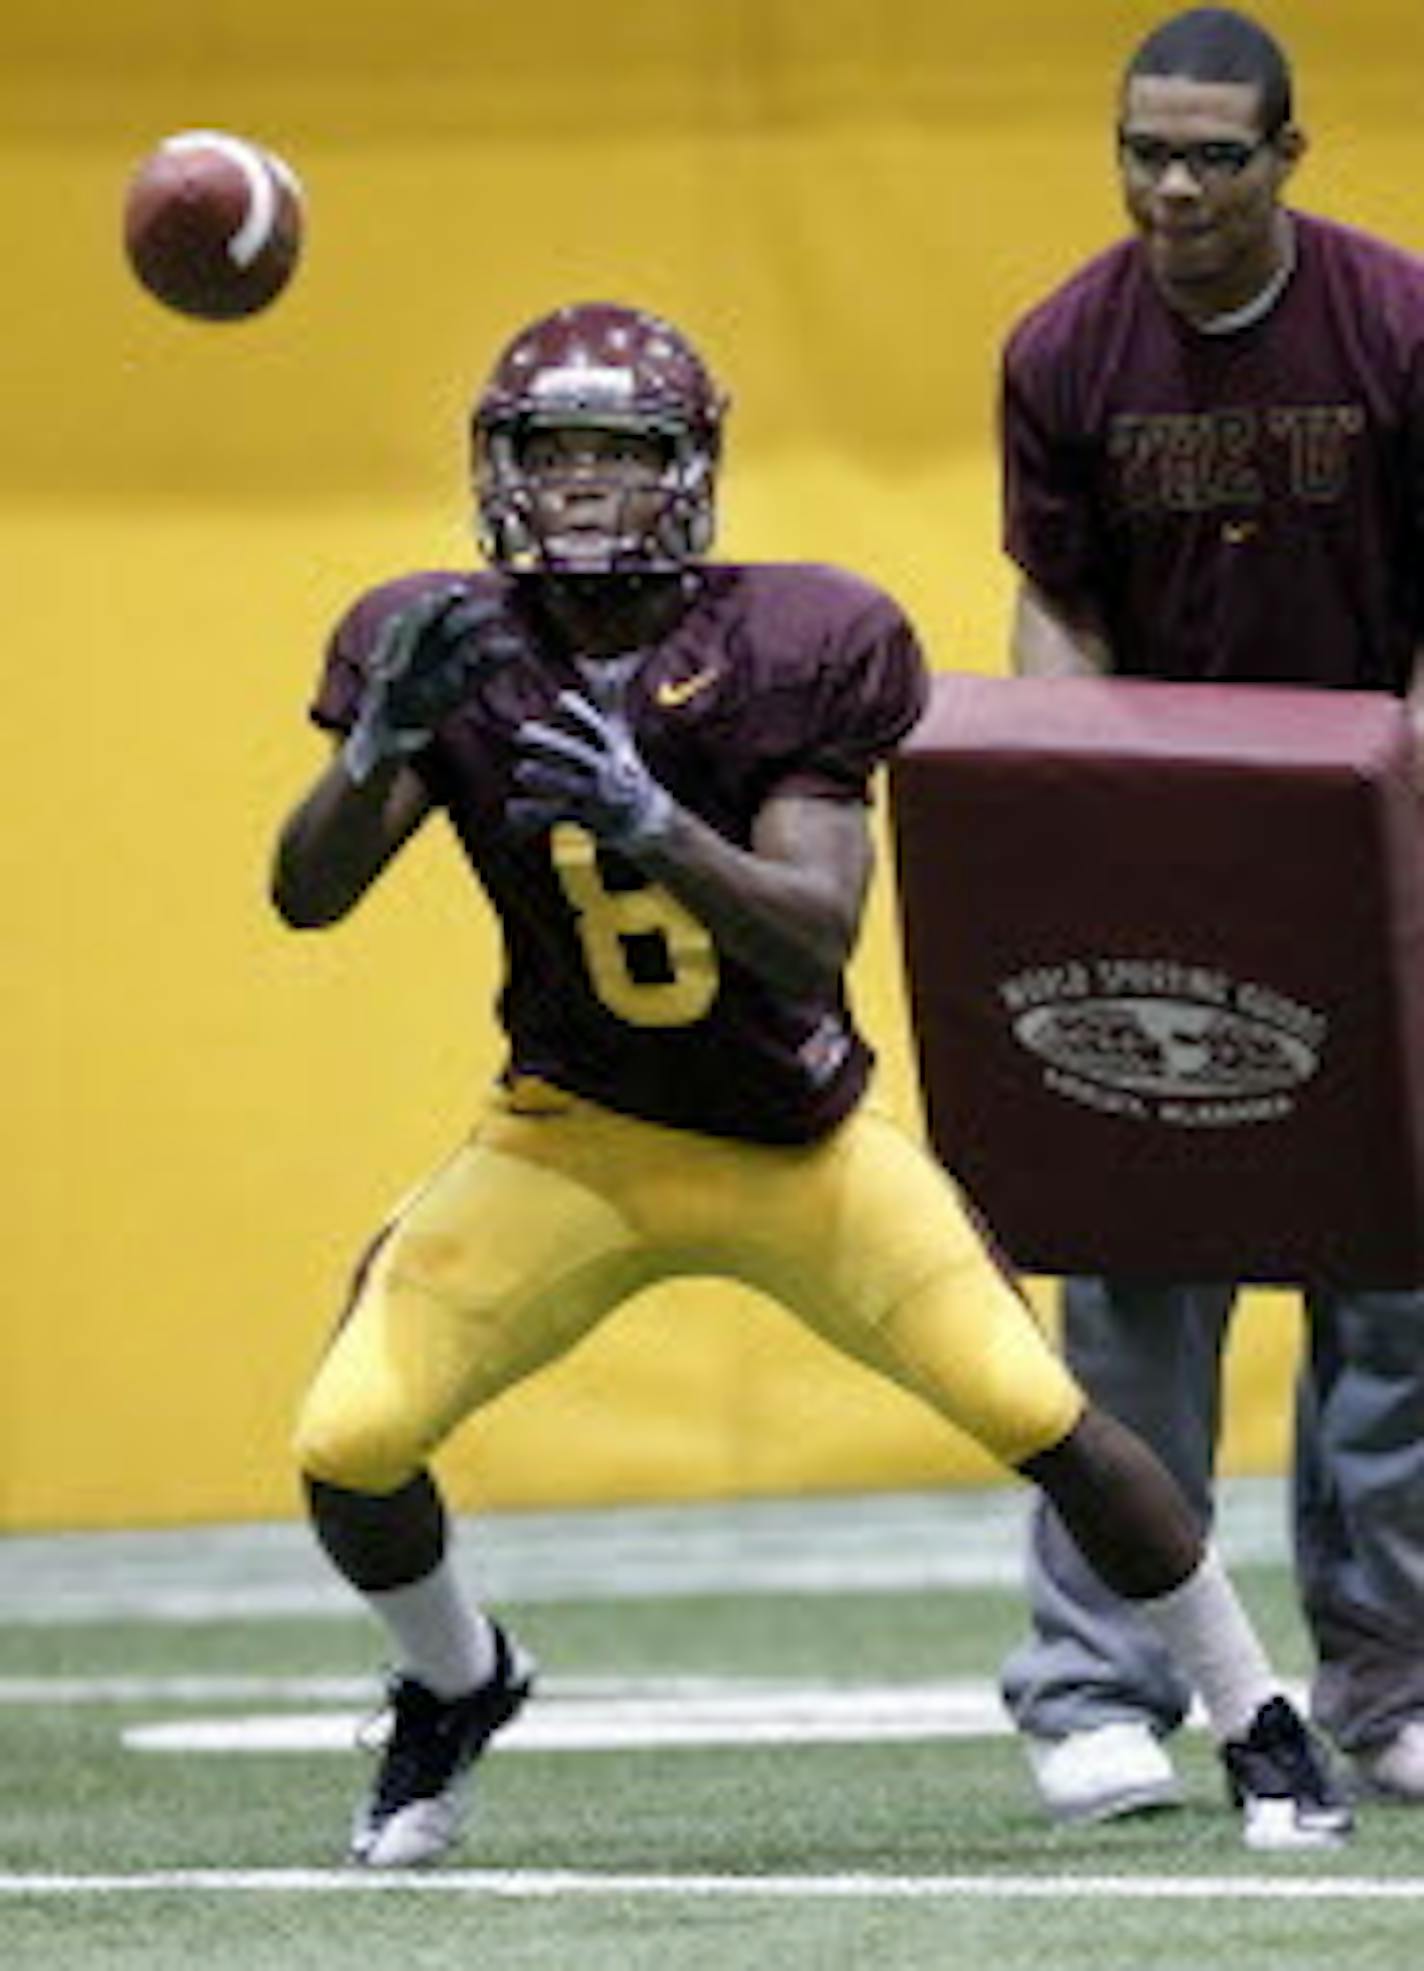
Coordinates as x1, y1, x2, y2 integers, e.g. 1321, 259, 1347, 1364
0, 1868, 1418, 1901
120, 1681, 1021, 1752
1, 1671, 1298, 1753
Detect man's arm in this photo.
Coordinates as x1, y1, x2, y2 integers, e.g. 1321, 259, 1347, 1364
270, 752, 435, 928
510, 690, 874, 999
632, 788, 873, 1001
272, 583, 527, 927
1010, 577, 1112, 678
1405, 644, 1424, 793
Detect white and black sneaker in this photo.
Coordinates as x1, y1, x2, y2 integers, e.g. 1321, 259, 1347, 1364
350, 1622, 535, 1868
1221, 1694, 1353, 1851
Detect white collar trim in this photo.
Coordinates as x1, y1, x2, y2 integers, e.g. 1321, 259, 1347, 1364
1195, 218, 1298, 335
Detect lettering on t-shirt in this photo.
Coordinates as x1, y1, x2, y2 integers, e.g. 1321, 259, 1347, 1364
1107, 404, 1365, 513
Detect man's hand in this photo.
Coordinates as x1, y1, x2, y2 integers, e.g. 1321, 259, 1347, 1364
511, 691, 673, 849
343, 587, 522, 784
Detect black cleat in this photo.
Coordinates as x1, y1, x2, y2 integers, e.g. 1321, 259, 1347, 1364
1221, 1695, 1353, 1851
349, 1622, 535, 1868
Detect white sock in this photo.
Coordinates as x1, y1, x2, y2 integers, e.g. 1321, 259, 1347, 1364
1137, 1546, 1278, 1741
368, 1555, 497, 1698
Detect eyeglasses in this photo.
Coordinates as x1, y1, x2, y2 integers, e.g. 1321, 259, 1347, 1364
1118, 130, 1271, 184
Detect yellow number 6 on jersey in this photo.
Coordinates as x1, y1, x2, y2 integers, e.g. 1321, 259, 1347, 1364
550, 823, 719, 1028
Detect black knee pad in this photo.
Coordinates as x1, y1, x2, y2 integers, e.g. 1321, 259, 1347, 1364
304, 1469, 447, 1591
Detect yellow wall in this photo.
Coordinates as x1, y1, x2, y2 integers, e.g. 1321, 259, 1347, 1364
3, 1, 1416, 1527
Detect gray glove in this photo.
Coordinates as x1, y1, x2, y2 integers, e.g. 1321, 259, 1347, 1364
511, 690, 673, 849
343, 587, 521, 783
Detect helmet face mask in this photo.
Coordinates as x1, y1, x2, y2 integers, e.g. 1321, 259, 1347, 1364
473, 304, 727, 576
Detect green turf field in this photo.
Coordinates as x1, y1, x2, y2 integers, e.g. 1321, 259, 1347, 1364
1, 1486, 1418, 1969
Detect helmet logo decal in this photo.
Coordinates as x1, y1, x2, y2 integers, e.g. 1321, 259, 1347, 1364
529, 364, 637, 407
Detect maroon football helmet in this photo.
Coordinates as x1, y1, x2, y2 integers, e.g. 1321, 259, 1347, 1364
472, 302, 728, 574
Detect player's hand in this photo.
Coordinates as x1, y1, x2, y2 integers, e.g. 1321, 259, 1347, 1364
511, 691, 673, 849
343, 588, 521, 784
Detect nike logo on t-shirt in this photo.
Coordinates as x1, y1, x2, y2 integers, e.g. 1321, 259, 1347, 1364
655, 664, 721, 708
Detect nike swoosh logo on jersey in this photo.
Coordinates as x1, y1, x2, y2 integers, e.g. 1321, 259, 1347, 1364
654, 664, 722, 708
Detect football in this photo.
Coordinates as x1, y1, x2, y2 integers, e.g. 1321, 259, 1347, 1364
122, 130, 304, 321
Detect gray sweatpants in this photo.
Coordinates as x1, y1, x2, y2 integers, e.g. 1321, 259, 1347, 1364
1000, 1278, 1424, 1753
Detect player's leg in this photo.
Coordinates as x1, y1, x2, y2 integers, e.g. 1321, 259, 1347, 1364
1017, 1402, 1349, 1848
1001, 1277, 1234, 1820
759, 1112, 1348, 1848
306, 1467, 492, 1698
1296, 1288, 1424, 1800
304, 1465, 536, 1867
294, 1097, 658, 1867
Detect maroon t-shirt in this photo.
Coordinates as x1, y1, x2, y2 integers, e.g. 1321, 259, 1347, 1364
1002, 210, 1424, 688
311, 563, 927, 1143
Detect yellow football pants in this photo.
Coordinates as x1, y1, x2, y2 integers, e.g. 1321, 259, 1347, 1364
294, 1082, 1084, 1492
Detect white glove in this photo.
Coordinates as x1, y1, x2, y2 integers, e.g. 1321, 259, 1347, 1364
511, 690, 673, 849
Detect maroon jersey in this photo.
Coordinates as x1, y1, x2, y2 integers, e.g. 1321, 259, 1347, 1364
1002, 211, 1424, 689
311, 563, 927, 1143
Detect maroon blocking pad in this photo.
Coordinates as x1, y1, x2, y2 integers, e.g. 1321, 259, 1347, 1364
889, 674, 1424, 1286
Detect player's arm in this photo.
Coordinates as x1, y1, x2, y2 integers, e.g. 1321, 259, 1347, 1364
1010, 577, 1111, 677
511, 690, 869, 997
270, 752, 435, 928
634, 787, 872, 999
272, 584, 523, 928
